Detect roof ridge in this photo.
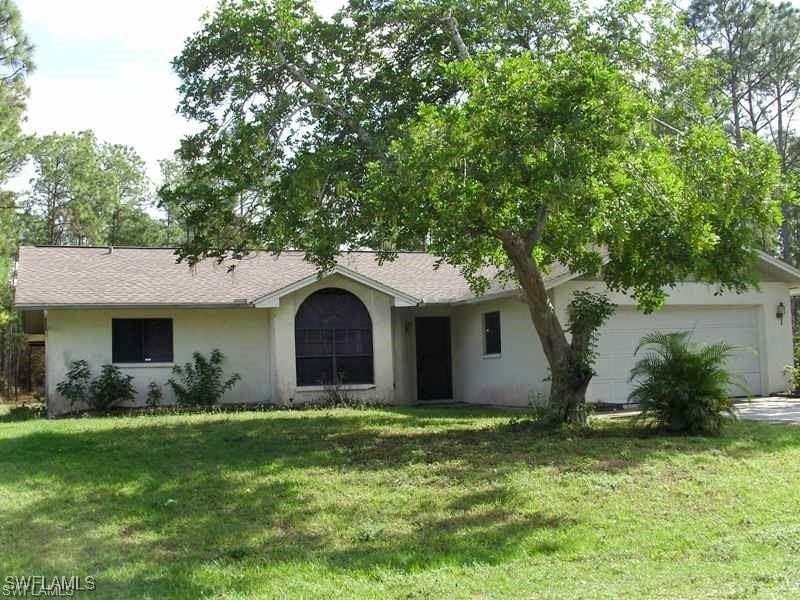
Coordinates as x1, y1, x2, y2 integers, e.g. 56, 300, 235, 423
22, 245, 435, 256
25, 244, 181, 250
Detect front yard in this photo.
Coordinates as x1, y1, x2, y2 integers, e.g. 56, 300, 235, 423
1, 406, 799, 599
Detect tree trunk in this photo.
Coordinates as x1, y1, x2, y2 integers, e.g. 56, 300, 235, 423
499, 232, 590, 426
729, 77, 742, 147
775, 90, 794, 264
781, 209, 793, 264
111, 206, 119, 247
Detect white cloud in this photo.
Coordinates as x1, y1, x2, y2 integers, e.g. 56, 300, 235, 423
24, 66, 193, 172
18, 1, 216, 54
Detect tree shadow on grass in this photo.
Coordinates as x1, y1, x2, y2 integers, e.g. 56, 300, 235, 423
0, 408, 798, 596
2, 409, 797, 485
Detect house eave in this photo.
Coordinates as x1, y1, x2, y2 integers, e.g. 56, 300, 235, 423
756, 250, 800, 285
450, 289, 522, 305
448, 251, 800, 305
13, 302, 255, 310
449, 276, 568, 305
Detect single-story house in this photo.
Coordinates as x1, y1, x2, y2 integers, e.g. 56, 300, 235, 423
12, 245, 800, 415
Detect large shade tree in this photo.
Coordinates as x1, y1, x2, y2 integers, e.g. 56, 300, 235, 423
166, 0, 783, 423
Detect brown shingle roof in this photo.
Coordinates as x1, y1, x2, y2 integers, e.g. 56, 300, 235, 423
12, 246, 584, 308
13, 246, 513, 307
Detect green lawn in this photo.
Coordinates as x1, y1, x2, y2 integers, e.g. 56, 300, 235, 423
1, 406, 799, 599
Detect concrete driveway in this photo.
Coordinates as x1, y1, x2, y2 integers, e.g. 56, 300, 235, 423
734, 397, 800, 425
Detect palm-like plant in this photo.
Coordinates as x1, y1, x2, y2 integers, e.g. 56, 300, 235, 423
629, 331, 749, 435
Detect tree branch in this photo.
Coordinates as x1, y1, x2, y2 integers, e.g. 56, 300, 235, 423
653, 116, 684, 135
524, 204, 548, 253
440, 14, 470, 60
276, 44, 386, 160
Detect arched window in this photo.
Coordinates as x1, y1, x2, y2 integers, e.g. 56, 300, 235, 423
295, 288, 374, 386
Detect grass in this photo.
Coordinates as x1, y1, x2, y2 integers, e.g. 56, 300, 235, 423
1, 406, 799, 599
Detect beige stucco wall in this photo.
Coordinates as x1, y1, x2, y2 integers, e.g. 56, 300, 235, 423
44, 276, 399, 414
392, 308, 416, 404
447, 280, 793, 407
268, 273, 397, 405
46, 307, 271, 414
451, 296, 551, 406
42, 275, 795, 414
552, 280, 794, 398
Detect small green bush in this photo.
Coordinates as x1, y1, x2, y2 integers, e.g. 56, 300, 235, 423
794, 329, 800, 368
56, 361, 135, 411
786, 330, 800, 395
310, 375, 372, 409
629, 331, 746, 435
168, 349, 241, 407
1, 404, 45, 422
88, 365, 135, 411
56, 360, 91, 407
784, 365, 800, 396
146, 382, 163, 408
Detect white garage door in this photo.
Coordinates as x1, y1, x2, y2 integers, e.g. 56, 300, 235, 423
588, 306, 762, 404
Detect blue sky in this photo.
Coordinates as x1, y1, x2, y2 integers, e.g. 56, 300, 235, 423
14, 0, 344, 187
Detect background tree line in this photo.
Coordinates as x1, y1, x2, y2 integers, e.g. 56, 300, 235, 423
688, 0, 800, 263
16, 133, 185, 248
0, 0, 188, 398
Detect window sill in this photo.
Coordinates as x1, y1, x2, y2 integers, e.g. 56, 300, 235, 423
482, 353, 502, 360
112, 362, 174, 369
295, 384, 377, 392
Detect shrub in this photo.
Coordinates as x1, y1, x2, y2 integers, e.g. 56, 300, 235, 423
794, 329, 800, 368
313, 376, 373, 409
629, 331, 746, 435
88, 365, 135, 411
146, 381, 163, 408
56, 360, 91, 407
785, 365, 800, 396
549, 291, 615, 425
2, 404, 45, 422
168, 349, 240, 407
56, 362, 135, 411
786, 330, 800, 395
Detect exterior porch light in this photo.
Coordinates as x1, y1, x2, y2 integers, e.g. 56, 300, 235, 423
777, 301, 786, 325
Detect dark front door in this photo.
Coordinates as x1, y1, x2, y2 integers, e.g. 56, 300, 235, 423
415, 317, 453, 401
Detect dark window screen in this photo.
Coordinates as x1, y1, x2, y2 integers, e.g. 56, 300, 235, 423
484, 311, 501, 355
112, 319, 173, 363
295, 288, 374, 385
